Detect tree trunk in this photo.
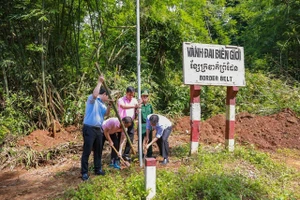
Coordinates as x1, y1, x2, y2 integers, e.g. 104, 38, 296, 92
42, 0, 50, 126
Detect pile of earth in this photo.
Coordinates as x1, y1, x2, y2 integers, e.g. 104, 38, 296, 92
173, 108, 300, 150
17, 125, 81, 152
17, 108, 300, 152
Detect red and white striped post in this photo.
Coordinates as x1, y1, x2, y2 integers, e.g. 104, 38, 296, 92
190, 85, 201, 154
145, 158, 156, 200
225, 86, 239, 152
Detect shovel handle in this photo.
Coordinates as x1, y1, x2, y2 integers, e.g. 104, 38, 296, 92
111, 145, 126, 164
95, 62, 136, 155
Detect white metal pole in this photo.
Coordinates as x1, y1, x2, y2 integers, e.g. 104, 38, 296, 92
137, 0, 143, 167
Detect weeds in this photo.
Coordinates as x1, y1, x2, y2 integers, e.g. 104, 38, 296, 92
61, 145, 300, 200
0, 142, 82, 170
171, 143, 189, 157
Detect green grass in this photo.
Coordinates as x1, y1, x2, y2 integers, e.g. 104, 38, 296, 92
60, 145, 300, 200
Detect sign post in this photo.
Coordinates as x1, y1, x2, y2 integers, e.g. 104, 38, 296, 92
190, 85, 201, 154
225, 86, 239, 151
183, 42, 245, 152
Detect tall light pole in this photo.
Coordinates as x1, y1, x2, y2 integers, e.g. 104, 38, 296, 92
136, 0, 143, 167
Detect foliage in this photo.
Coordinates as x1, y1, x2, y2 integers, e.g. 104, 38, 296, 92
61, 74, 92, 126
0, 91, 40, 143
160, 70, 190, 116
200, 71, 300, 119
62, 145, 300, 200
237, 71, 300, 116
63, 168, 147, 200
0, 0, 299, 136
200, 85, 227, 119
226, 0, 300, 81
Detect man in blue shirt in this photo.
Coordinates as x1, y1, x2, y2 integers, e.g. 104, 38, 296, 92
81, 76, 111, 181
144, 114, 172, 165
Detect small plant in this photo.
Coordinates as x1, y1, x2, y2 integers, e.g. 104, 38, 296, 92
62, 145, 300, 199
55, 171, 67, 178
171, 143, 189, 157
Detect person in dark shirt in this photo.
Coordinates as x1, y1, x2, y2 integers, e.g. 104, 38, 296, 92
140, 89, 153, 157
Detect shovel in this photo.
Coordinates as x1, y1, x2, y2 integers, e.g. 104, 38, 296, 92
95, 62, 136, 155
111, 145, 131, 167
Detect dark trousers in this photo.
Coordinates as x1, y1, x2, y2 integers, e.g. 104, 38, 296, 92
103, 132, 121, 160
81, 124, 104, 174
123, 121, 135, 156
157, 126, 172, 159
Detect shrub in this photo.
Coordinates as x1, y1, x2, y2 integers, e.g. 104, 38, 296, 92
0, 91, 39, 143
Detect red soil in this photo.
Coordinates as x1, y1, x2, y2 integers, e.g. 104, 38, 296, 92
173, 108, 300, 150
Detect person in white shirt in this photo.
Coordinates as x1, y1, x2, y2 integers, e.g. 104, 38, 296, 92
144, 114, 172, 165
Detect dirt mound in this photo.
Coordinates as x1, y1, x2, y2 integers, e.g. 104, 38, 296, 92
173, 108, 300, 150
18, 109, 299, 153
235, 108, 300, 150
17, 125, 81, 151
17, 108, 299, 153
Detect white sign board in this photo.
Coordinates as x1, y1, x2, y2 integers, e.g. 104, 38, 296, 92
183, 42, 246, 86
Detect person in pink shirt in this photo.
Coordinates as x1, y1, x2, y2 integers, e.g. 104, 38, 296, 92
117, 86, 140, 161
102, 116, 133, 169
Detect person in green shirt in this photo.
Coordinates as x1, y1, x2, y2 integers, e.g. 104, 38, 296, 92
141, 89, 153, 157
